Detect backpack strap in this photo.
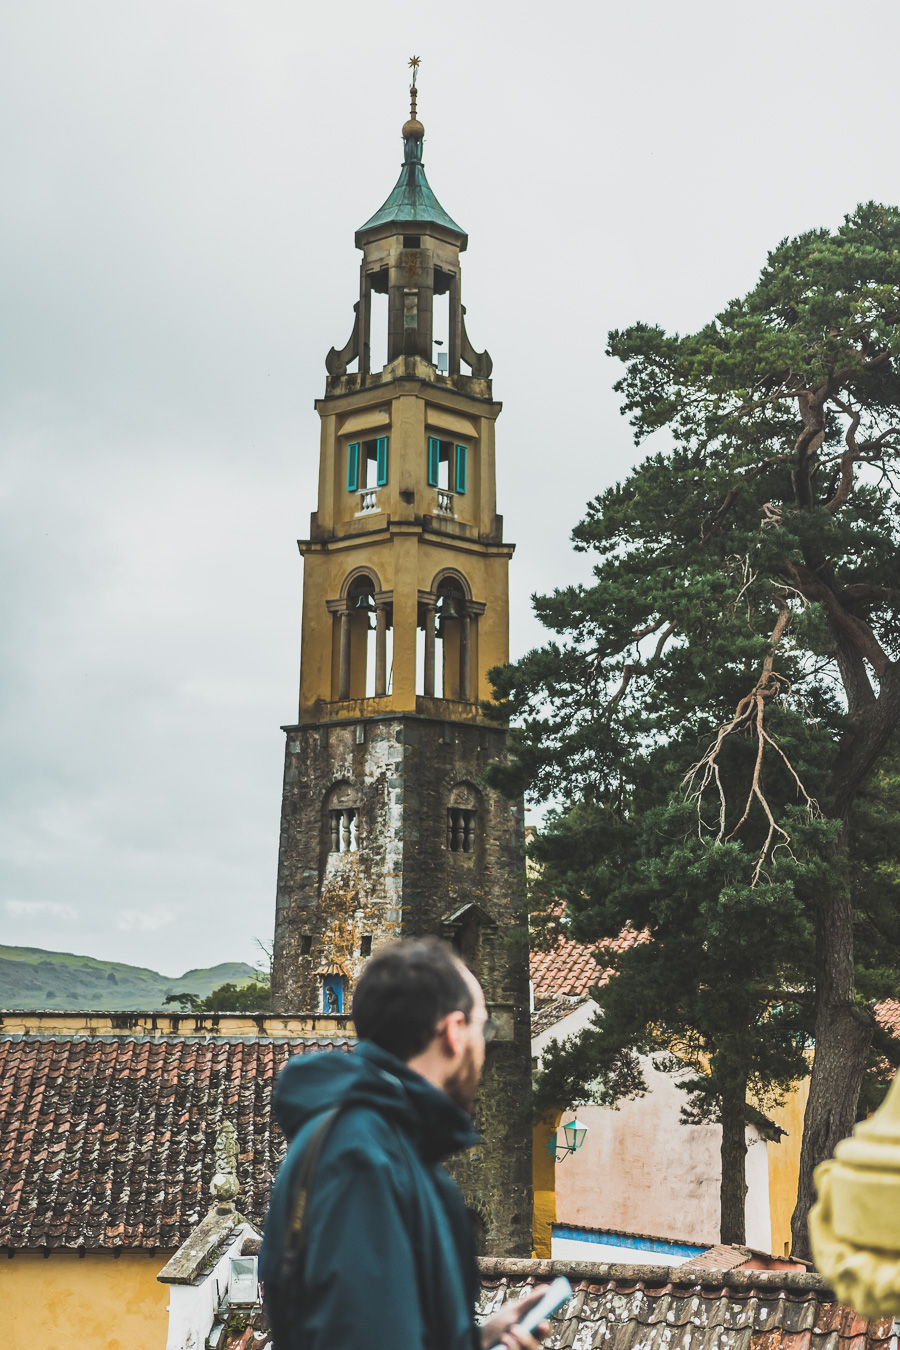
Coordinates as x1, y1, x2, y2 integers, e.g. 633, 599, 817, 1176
279, 1106, 343, 1282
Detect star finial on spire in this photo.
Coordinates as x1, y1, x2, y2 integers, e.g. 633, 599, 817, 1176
408, 55, 420, 120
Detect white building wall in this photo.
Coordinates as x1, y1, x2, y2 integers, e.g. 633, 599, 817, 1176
744, 1129, 772, 1251
164, 1222, 258, 1350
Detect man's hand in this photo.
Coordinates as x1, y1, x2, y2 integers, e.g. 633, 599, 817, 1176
480, 1286, 553, 1350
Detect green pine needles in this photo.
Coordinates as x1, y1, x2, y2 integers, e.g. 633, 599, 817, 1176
488, 203, 900, 1254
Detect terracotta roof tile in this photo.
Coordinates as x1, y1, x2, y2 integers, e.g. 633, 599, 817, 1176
530, 926, 650, 1002
875, 1000, 900, 1037
531, 952, 900, 1045
0, 1033, 350, 1251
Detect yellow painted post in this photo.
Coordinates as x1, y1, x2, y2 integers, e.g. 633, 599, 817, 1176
810, 1069, 900, 1313
532, 1109, 563, 1257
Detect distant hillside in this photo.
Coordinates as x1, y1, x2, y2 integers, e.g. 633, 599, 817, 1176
0, 945, 258, 1011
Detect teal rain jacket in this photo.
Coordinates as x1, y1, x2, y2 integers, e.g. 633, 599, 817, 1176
260, 1040, 483, 1350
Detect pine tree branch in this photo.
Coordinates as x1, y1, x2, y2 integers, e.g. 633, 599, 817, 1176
596, 620, 677, 714
788, 563, 890, 680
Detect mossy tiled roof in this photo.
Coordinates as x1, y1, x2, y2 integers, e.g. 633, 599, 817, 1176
0, 1031, 352, 1249
477, 1259, 895, 1350
215, 1257, 897, 1350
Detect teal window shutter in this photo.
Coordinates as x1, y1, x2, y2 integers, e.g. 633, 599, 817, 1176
376, 436, 389, 486
347, 442, 359, 492
455, 444, 467, 494
427, 437, 440, 487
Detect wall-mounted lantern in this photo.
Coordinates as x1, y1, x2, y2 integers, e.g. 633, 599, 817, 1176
546, 1116, 589, 1162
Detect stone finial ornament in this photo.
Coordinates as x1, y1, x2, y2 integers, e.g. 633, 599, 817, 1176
809, 1071, 900, 1315
211, 1119, 240, 1211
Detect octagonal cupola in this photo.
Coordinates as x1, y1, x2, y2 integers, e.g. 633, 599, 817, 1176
326, 61, 490, 380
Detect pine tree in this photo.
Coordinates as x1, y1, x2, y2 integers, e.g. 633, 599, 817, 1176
490, 204, 900, 1255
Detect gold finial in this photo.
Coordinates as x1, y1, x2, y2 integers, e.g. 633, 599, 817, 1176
408, 55, 420, 119
403, 55, 424, 142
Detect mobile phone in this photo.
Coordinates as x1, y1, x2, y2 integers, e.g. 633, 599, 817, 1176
484, 1275, 573, 1348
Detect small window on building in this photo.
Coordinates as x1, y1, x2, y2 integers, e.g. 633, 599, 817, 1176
403, 235, 421, 249
447, 807, 476, 853
360, 935, 372, 958
330, 808, 359, 853
322, 977, 344, 1014
300, 935, 312, 956
427, 438, 467, 493
348, 437, 388, 492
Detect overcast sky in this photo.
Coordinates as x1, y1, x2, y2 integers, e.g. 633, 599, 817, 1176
2, 0, 899, 977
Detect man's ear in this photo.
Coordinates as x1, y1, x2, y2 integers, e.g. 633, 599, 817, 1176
441, 1009, 467, 1059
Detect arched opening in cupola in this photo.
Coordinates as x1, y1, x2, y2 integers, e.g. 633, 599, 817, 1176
332, 571, 392, 701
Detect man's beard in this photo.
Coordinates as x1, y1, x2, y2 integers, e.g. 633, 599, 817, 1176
444, 1043, 481, 1115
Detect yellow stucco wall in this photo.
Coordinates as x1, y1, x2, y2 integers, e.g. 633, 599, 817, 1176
532, 1109, 562, 1257
4, 1249, 174, 1350
0, 1010, 352, 1037
766, 1074, 811, 1257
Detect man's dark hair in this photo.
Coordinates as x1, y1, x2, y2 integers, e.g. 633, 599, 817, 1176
351, 938, 474, 1061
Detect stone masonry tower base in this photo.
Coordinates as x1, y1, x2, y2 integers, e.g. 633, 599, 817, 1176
272, 713, 532, 1256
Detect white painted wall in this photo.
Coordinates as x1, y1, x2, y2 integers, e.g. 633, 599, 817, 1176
164, 1222, 259, 1350
744, 1129, 771, 1252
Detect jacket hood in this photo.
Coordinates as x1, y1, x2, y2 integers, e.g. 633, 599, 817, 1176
273, 1040, 480, 1163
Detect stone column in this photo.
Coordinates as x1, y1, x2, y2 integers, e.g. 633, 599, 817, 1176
423, 601, 437, 697
374, 604, 388, 696
460, 611, 472, 702
449, 273, 461, 376
359, 272, 372, 376
338, 608, 351, 701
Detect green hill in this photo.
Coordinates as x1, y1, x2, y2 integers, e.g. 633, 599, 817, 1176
0, 945, 258, 1011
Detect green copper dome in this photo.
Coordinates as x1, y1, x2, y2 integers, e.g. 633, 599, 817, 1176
357, 132, 465, 238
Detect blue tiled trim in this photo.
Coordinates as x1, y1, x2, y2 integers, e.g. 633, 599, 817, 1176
551, 1225, 706, 1260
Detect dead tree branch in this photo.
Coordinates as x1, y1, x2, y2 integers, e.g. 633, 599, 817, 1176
682, 603, 819, 884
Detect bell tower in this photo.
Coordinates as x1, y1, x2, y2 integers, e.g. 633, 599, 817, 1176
271, 63, 532, 1257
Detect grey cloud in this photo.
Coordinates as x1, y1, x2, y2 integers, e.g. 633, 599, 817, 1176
2, 0, 899, 970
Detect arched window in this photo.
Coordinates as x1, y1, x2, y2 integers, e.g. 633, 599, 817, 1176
446, 782, 481, 855
331, 571, 392, 701
418, 570, 480, 703
323, 782, 361, 856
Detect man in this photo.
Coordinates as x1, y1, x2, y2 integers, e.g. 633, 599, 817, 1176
261, 938, 548, 1350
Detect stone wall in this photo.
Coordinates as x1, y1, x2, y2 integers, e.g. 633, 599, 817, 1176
271, 712, 533, 1256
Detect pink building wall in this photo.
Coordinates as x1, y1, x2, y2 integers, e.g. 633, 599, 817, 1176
540, 1005, 771, 1250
